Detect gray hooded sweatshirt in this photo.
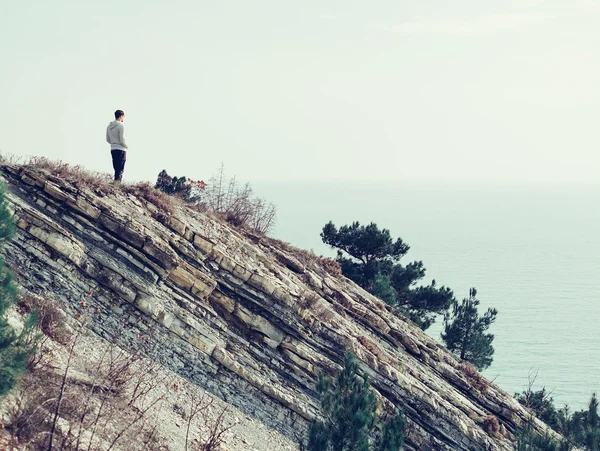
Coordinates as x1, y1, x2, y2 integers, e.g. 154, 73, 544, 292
106, 120, 128, 151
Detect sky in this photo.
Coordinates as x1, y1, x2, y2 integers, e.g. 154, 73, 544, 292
1, 0, 599, 185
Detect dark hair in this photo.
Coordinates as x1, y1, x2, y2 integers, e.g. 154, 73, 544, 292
114, 110, 125, 119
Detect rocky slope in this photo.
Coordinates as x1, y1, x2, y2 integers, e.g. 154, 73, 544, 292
0, 162, 557, 450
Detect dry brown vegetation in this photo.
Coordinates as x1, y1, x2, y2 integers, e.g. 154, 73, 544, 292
483, 415, 503, 439
0, 156, 182, 217
120, 182, 181, 216
458, 362, 489, 393
1, 293, 239, 451
264, 236, 342, 278
4, 156, 278, 234
190, 165, 277, 235
17, 293, 71, 345
22, 156, 114, 195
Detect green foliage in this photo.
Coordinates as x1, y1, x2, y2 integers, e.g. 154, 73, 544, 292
371, 273, 397, 306
154, 169, 194, 201
569, 394, 600, 451
515, 388, 559, 430
377, 413, 406, 451
513, 380, 600, 450
321, 221, 454, 330
441, 288, 497, 370
306, 352, 405, 451
0, 183, 36, 397
399, 281, 455, 330
308, 352, 376, 451
514, 423, 561, 451
321, 222, 409, 267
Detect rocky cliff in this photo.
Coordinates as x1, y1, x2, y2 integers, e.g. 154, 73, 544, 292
1, 162, 555, 450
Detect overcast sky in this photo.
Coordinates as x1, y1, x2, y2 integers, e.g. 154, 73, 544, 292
1, 0, 599, 185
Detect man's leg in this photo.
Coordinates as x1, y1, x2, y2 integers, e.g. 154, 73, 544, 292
111, 149, 120, 181
116, 151, 127, 181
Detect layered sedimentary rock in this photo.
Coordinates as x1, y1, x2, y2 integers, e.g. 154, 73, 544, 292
1, 164, 556, 450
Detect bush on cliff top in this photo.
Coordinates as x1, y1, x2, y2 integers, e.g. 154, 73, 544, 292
155, 165, 277, 234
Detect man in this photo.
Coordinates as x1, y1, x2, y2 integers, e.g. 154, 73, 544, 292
106, 110, 128, 182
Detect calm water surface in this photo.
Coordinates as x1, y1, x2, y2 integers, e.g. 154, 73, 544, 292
253, 181, 600, 409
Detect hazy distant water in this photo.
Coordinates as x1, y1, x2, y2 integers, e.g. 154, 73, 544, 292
253, 181, 600, 410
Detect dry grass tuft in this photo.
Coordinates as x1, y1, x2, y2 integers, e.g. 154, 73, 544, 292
264, 237, 342, 278
458, 362, 489, 392
17, 293, 72, 345
316, 256, 342, 277
483, 415, 502, 439
23, 156, 114, 194
0, 152, 25, 165
121, 182, 181, 216
18, 155, 183, 216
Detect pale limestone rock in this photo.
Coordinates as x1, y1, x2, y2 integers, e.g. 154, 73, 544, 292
193, 233, 214, 254
248, 273, 276, 296
168, 265, 196, 290
232, 305, 284, 346
169, 263, 217, 299
142, 236, 178, 269
65, 197, 101, 219
166, 216, 187, 236
232, 263, 252, 281
209, 291, 236, 313
43, 181, 72, 202
281, 349, 314, 373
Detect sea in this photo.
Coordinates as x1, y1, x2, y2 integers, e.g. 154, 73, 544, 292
253, 180, 600, 410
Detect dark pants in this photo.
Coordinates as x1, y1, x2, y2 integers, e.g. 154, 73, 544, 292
111, 149, 126, 181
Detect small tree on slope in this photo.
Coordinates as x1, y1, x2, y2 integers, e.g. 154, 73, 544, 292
307, 352, 405, 451
0, 183, 35, 397
321, 221, 454, 329
571, 393, 600, 451
154, 169, 194, 201
441, 288, 498, 371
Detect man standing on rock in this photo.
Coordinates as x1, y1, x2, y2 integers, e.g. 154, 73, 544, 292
106, 110, 128, 182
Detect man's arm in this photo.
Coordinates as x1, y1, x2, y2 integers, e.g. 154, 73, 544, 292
119, 125, 128, 149
106, 127, 110, 144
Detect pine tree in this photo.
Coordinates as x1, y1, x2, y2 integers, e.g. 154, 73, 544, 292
376, 413, 406, 451
514, 423, 560, 451
441, 288, 497, 371
307, 352, 404, 451
321, 221, 454, 329
371, 273, 397, 306
584, 393, 600, 451
0, 182, 33, 396
515, 387, 559, 430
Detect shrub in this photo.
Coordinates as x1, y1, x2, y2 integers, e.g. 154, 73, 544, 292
441, 288, 497, 371
153, 165, 277, 234
198, 165, 276, 234
515, 387, 559, 431
483, 415, 502, 439
0, 182, 37, 397
458, 363, 489, 392
155, 169, 198, 202
306, 352, 405, 451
